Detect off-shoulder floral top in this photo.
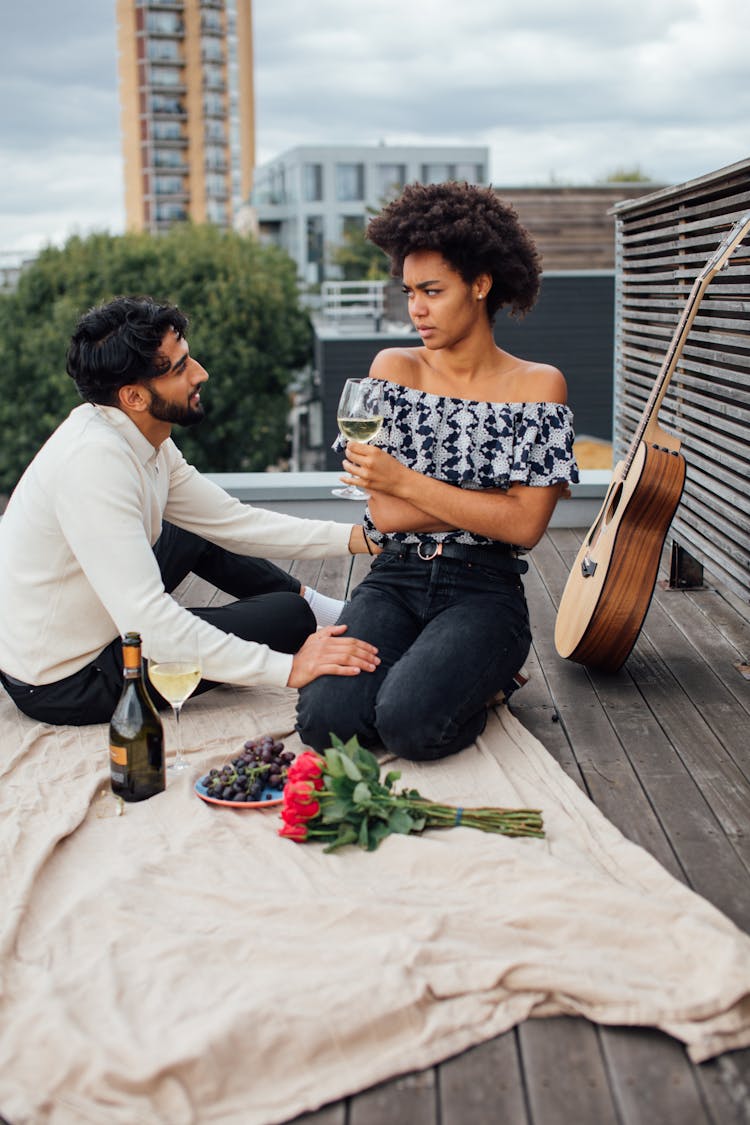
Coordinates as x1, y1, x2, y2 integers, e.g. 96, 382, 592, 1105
335, 379, 579, 550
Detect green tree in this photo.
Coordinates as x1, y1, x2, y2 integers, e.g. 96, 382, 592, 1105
0, 224, 312, 492
601, 165, 653, 183
330, 216, 390, 280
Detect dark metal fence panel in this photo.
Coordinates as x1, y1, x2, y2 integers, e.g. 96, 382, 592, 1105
498, 272, 615, 443
315, 272, 615, 470
613, 158, 750, 601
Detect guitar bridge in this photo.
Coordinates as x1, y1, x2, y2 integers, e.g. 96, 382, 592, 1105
581, 556, 598, 578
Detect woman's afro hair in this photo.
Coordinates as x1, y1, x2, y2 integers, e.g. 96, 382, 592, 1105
366, 181, 541, 319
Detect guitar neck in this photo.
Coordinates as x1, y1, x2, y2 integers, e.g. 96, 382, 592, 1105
622, 211, 750, 473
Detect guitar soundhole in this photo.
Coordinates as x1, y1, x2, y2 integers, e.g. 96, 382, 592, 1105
605, 482, 623, 523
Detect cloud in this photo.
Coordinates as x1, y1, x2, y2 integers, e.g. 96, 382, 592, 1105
0, 0, 748, 256
253, 0, 750, 136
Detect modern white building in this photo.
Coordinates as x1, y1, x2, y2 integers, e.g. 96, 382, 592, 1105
249, 143, 489, 283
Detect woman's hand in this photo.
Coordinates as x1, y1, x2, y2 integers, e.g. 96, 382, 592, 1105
341, 442, 409, 497
287, 624, 380, 688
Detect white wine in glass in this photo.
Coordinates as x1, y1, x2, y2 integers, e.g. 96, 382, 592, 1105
147, 633, 201, 773
333, 378, 384, 499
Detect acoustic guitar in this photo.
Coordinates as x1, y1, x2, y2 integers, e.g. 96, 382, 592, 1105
554, 210, 750, 673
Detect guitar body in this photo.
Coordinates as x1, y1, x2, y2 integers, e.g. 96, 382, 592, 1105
554, 210, 750, 673
554, 441, 686, 672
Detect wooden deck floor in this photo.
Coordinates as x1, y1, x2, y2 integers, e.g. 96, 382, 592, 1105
181, 529, 750, 1125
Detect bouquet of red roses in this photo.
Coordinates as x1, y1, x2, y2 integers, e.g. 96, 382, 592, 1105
279, 735, 544, 852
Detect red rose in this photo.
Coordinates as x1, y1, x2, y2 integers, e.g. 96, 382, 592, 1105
285, 779, 319, 804
281, 799, 320, 825
287, 751, 325, 788
279, 821, 308, 841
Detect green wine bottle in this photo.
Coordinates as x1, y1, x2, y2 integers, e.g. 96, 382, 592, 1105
109, 632, 165, 802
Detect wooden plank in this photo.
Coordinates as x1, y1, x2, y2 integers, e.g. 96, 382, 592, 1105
672, 395, 750, 433
512, 553, 589, 787
659, 587, 750, 717
687, 584, 750, 644
287, 1104, 346, 1125
620, 195, 750, 239
620, 201, 750, 240
314, 553, 357, 601
617, 678, 750, 920
348, 1071, 437, 1125
694, 1050, 750, 1125
670, 370, 750, 409
174, 572, 227, 609
620, 301, 750, 329
671, 516, 750, 594
589, 640, 750, 920
616, 351, 750, 392
544, 537, 750, 1122
686, 466, 750, 513
599, 1028, 711, 1125
619, 280, 750, 303
676, 421, 750, 469
439, 1033, 529, 1125
541, 531, 750, 900
528, 536, 685, 876
679, 495, 750, 556
518, 1018, 619, 1125
619, 335, 750, 378
639, 591, 750, 787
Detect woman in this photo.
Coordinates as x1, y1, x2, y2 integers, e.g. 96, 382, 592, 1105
297, 181, 578, 760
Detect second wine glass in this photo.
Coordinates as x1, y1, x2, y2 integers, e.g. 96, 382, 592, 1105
147, 631, 202, 772
332, 378, 384, 500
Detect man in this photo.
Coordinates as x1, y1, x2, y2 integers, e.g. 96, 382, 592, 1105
0, 296, 378, 725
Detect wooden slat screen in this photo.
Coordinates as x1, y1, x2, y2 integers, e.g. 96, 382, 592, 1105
613, 159, 750, 602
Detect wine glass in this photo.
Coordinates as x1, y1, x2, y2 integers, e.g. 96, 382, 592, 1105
147, 632, 201, 773
332, 378, 384, 499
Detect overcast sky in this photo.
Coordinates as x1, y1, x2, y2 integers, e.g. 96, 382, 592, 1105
1, 0, 748, 260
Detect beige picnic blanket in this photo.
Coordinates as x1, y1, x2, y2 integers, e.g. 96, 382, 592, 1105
2, 681, 750, 1125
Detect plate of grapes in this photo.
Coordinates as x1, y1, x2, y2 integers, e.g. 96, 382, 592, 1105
195, 735, 295, 809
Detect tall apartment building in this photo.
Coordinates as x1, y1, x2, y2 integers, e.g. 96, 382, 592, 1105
251, 143, 489, 283
116, 0, 255, 233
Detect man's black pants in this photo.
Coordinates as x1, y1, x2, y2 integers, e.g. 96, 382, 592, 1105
0, 523, 316, 726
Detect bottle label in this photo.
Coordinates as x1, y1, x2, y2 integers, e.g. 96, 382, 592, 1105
110, 743, 128, 767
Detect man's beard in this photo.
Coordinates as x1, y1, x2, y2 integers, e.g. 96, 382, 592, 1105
147, 384, 205, 427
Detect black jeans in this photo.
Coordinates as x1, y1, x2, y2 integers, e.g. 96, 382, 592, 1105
0, 523, 315, 726
297, 548, 531, 762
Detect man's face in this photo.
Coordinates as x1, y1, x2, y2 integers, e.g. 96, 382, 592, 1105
146, 329, 208, 428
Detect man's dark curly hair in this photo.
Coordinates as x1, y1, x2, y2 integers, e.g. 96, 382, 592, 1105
66, 295, 189, 405
367, 181, 541, 320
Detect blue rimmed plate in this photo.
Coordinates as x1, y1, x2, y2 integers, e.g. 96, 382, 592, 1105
194, 777, 284, 809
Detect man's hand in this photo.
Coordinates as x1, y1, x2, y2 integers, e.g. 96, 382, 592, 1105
287, 624, 379, 688
347, 524, 380, 555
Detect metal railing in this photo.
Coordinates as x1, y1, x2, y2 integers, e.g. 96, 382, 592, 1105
319, 281, 386, 326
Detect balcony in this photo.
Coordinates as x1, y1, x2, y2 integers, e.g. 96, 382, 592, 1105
200, 14, 223, 33
152, 159, 189, 176
145, 18, 184, 37
154, 205, 188, 224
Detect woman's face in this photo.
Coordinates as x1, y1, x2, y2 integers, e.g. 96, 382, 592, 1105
402, 250, 490, 350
